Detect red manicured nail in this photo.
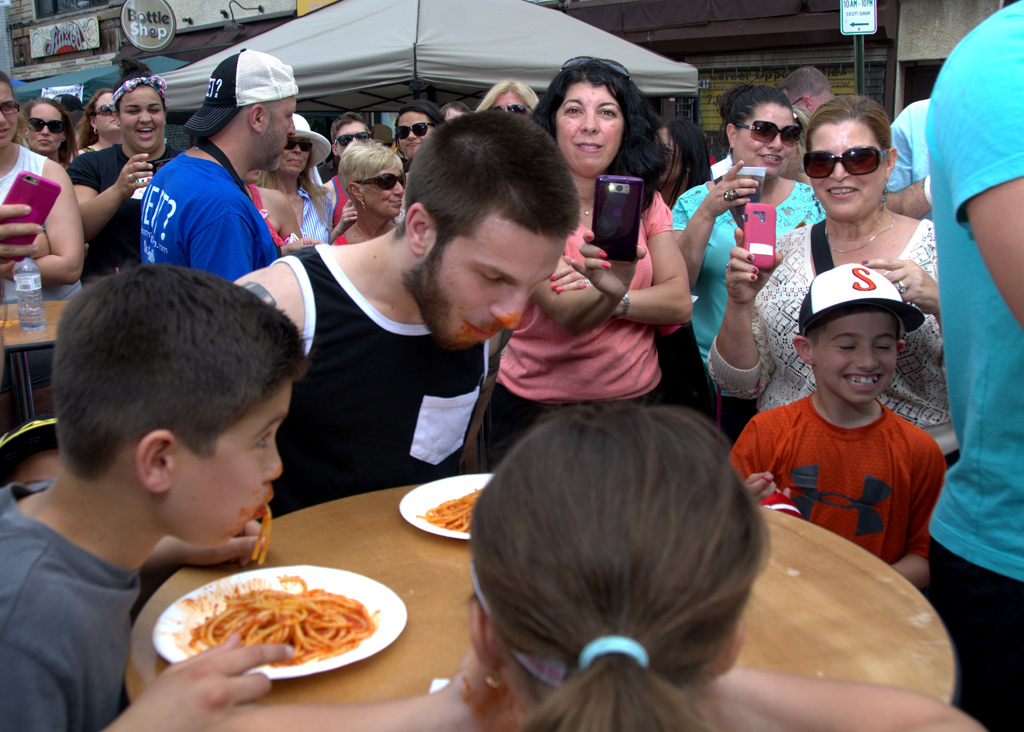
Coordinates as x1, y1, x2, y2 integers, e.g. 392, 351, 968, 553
603, 262, 611, 269
556, 286, 564, 293
599, 251, 608, 259
751, 274, 757, 281
747, 255, 754, 262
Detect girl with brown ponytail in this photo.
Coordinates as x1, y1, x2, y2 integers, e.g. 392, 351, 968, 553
217, 405, 983, 732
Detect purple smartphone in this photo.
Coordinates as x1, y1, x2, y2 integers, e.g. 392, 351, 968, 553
1, 172, 61, 256
592, 175, 643, 261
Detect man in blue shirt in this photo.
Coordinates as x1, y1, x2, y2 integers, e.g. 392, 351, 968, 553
141, 49, 297, 280
926, 5, 1024, 730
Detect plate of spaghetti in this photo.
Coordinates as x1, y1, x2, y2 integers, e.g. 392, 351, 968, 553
152, 565, 407, 679
399, 473, 491, 539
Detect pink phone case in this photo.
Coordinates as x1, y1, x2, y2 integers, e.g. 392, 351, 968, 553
742, 203, 776, 269
2, 172, 61, 255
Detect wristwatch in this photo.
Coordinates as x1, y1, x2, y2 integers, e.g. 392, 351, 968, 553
615, 292, 630, 318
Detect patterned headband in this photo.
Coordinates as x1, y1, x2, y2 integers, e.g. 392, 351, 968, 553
112, 76, 167, 105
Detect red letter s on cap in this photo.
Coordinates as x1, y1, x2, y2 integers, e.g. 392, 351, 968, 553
851, 267, 877, 291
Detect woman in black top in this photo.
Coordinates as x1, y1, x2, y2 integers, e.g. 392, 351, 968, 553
68, 60, 182, 279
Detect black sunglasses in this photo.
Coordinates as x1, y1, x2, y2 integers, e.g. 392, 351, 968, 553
357, 172, 406, 190
335, 131, 371, 147
96, 104, 116, 116
490, 104, 530, 115
27, 117, 66, 134
284, 139, 313, 152
395, 122, 433, 140
803, 146, 888, 178
734, 120, 801, 146
561, 56, 630, 79
0, 101, 20, 116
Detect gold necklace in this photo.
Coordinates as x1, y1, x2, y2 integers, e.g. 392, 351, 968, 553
353, 222, 368, 241
826, 211, 896, 254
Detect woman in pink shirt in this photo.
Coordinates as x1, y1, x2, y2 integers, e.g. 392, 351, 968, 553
491, 58, 692, 458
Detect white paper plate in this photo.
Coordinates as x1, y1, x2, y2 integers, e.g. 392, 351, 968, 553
398, 474, 491, 540
152, 565, 407, 679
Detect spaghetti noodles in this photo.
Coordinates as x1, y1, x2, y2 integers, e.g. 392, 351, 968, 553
419, 489, 481, 533
251, 484, 275, 565
187, 576, 378, 666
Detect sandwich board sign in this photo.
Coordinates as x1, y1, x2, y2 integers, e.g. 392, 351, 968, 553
841, 0, 876, 35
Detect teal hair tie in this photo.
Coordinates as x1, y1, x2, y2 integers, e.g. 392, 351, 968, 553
577, 635, 649, 670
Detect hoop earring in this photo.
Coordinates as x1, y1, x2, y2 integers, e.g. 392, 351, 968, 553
485, 671, 501, 689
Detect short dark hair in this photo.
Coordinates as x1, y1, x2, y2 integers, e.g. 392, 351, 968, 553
805, 303, 901, 344
716, 84, 795, 150
533, 59, 664, 211
399, 112, 578, 251
53, 266, 307, 479
330, 111, 367, 141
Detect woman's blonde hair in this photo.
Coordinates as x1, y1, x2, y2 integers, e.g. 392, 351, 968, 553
337, 140, 403, 191
476, 79, 539, 113
259, 150, 332, 231
472, 403, 768, 732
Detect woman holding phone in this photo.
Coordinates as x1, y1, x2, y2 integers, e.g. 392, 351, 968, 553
710, 96, 954, 457
490, 58, 692, 457
0, 74, 84, 301
68, 59, 182, 280
672, 84, 824, 438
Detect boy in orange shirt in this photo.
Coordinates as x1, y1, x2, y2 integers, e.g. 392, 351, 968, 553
731, 264, 945, 589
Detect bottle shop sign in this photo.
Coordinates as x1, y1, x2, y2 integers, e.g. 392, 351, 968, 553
121, 0, 177, 52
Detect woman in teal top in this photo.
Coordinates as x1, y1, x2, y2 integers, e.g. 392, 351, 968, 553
673, 84, 823, 438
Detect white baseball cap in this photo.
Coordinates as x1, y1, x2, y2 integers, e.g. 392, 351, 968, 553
185, 49, 298, 138
798, 263, 925, 335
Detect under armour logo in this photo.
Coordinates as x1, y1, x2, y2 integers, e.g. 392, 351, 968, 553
790, 465, 891, 536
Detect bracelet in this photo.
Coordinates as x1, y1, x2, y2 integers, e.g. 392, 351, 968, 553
615, 292, 630, 318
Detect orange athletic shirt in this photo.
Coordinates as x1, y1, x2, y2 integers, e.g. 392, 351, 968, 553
731, 397, 945, 564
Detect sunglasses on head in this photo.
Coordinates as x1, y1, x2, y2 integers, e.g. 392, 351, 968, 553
561, 56, 631, 79
395, 122, 433, 140
96, 104, 116, 116
335, 131, 371, 147
734, 120, 801, 146
803, 146, 887, 178
283, 139, 313, 152
357, 172, 406, 190
490, 104, 530, 115
27, 118, 66, 134
0, 101, 20, 116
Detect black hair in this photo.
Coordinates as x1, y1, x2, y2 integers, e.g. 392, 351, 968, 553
533, 59, 665, 211
53, 266, 307, 479
396, 99, 445, 128
658, 118, 712, 206
716, 84, 793, 151
114, 58, 163, 112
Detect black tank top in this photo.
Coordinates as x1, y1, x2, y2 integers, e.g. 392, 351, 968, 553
271, 246, 487, 515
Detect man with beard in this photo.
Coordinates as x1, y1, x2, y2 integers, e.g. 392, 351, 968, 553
141, 49, 297, 280
237, 112, 578, 513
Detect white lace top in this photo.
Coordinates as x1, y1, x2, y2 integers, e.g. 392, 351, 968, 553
708, 219, 957, 454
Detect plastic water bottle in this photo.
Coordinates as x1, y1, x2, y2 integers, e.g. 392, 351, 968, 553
13, 257, 45, 330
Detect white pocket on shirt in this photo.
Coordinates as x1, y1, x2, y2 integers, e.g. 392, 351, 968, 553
410, 388, 480, 465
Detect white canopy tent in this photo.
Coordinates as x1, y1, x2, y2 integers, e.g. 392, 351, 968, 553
161, 0, 698, 114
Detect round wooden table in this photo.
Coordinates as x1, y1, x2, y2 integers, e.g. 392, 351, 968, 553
127, 485, 955, 704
